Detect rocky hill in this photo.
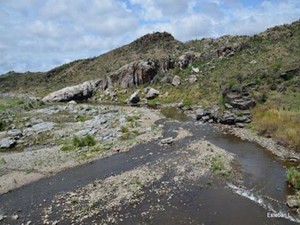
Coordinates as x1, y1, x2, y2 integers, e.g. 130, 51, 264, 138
0, 20, 300, 151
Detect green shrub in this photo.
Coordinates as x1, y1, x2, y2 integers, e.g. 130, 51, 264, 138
287, 167, 300, 189
72, 135, 96, 148
120, 126, 129, 133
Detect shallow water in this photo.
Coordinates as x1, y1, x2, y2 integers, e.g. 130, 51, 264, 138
0, 119, 299, 224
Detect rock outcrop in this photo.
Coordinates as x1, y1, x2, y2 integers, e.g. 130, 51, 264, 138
42, 80, 101, 102
223, 88, 256, 110
103, 58, 175, 89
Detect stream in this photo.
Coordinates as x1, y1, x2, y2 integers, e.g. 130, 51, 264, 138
0, 114, 299, 224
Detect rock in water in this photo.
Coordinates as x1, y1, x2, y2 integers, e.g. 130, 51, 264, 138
42, 80, 101, 103
146, 88, 160, 100
129, 91, 140, 104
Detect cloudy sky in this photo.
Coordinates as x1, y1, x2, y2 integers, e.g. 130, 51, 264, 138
0, 0, 299, 74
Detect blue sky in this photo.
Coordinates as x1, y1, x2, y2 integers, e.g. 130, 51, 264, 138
0, 0, 299, 74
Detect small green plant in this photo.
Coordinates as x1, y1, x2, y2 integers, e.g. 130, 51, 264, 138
120, 125, 129, 133
287, 167, 300, 189
73, 135, 96, 148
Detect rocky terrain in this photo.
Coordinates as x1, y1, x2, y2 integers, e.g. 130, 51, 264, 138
0, 20, 300, 224
0, 102, 162, 194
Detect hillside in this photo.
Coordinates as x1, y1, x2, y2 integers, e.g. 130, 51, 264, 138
0, 32, 184, 96
0, 20, 300, 151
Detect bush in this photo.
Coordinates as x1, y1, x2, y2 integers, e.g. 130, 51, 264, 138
287, 167, 300, 189
72, 135, 96, 148
252, 106, 300, 150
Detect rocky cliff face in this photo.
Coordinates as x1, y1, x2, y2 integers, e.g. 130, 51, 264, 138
102, 57, 175, 89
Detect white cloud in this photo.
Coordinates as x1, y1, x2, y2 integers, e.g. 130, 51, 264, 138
0, 0, 299, 74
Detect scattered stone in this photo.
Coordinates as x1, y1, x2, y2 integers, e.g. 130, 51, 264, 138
178, 52, 195, 69
0, 138, 16, 149
68, 100, 77, 105
12, 214, 19, 220
191, 67, 200, 73
188, 75, 198, 84
160, 76, 173, 84
129, 91, 140, 104
195, 109, 204, 120
172, 76, 181, 86
160, 137, 174, 145
145, 88, 160, 100
250, 60, 257, 64
177, 102, 184, 109
225, 103, 233, 110
287, 195, 299, 208
236, 123, 245, 128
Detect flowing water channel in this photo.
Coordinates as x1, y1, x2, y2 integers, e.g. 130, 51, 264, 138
0, 111, 299, 224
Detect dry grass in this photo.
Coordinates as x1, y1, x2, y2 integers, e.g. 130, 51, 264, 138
252, 105, 300, 151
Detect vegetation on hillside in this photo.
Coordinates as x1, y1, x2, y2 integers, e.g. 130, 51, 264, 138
1, 20, 300, 151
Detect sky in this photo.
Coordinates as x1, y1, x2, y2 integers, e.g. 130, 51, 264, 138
0, 0, 299, 75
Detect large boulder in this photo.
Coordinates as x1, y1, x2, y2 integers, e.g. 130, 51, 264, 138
42, 80, 100, 103
146, 88, 160, 100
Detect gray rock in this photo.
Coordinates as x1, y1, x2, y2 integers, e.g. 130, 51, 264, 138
172, 76, 181, 86
0, 138, 16, 149
287, 195, 299, 208
202, 116, 210, 122
236, 115, 252, 123
42, 80, 100, 102
146, 88, 160, 100
188, 75, 198, 84
225, 103, 233, 109
105, 60, 159, 88
178, 52, 195, 69
67, 100, 77, 105
7, 129, 23, 139
32, 122, 54, 132
160, 137, 174, 145
129, 91, 140, 104
177, 102, 184, 109
195, 109, 204, 120
220, 112, 236, 125
74, 129, 96, 137
224, 89, 256, 110
236, 123, 245, 128
161, 76, 173, 84
191, 67, 200, 73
